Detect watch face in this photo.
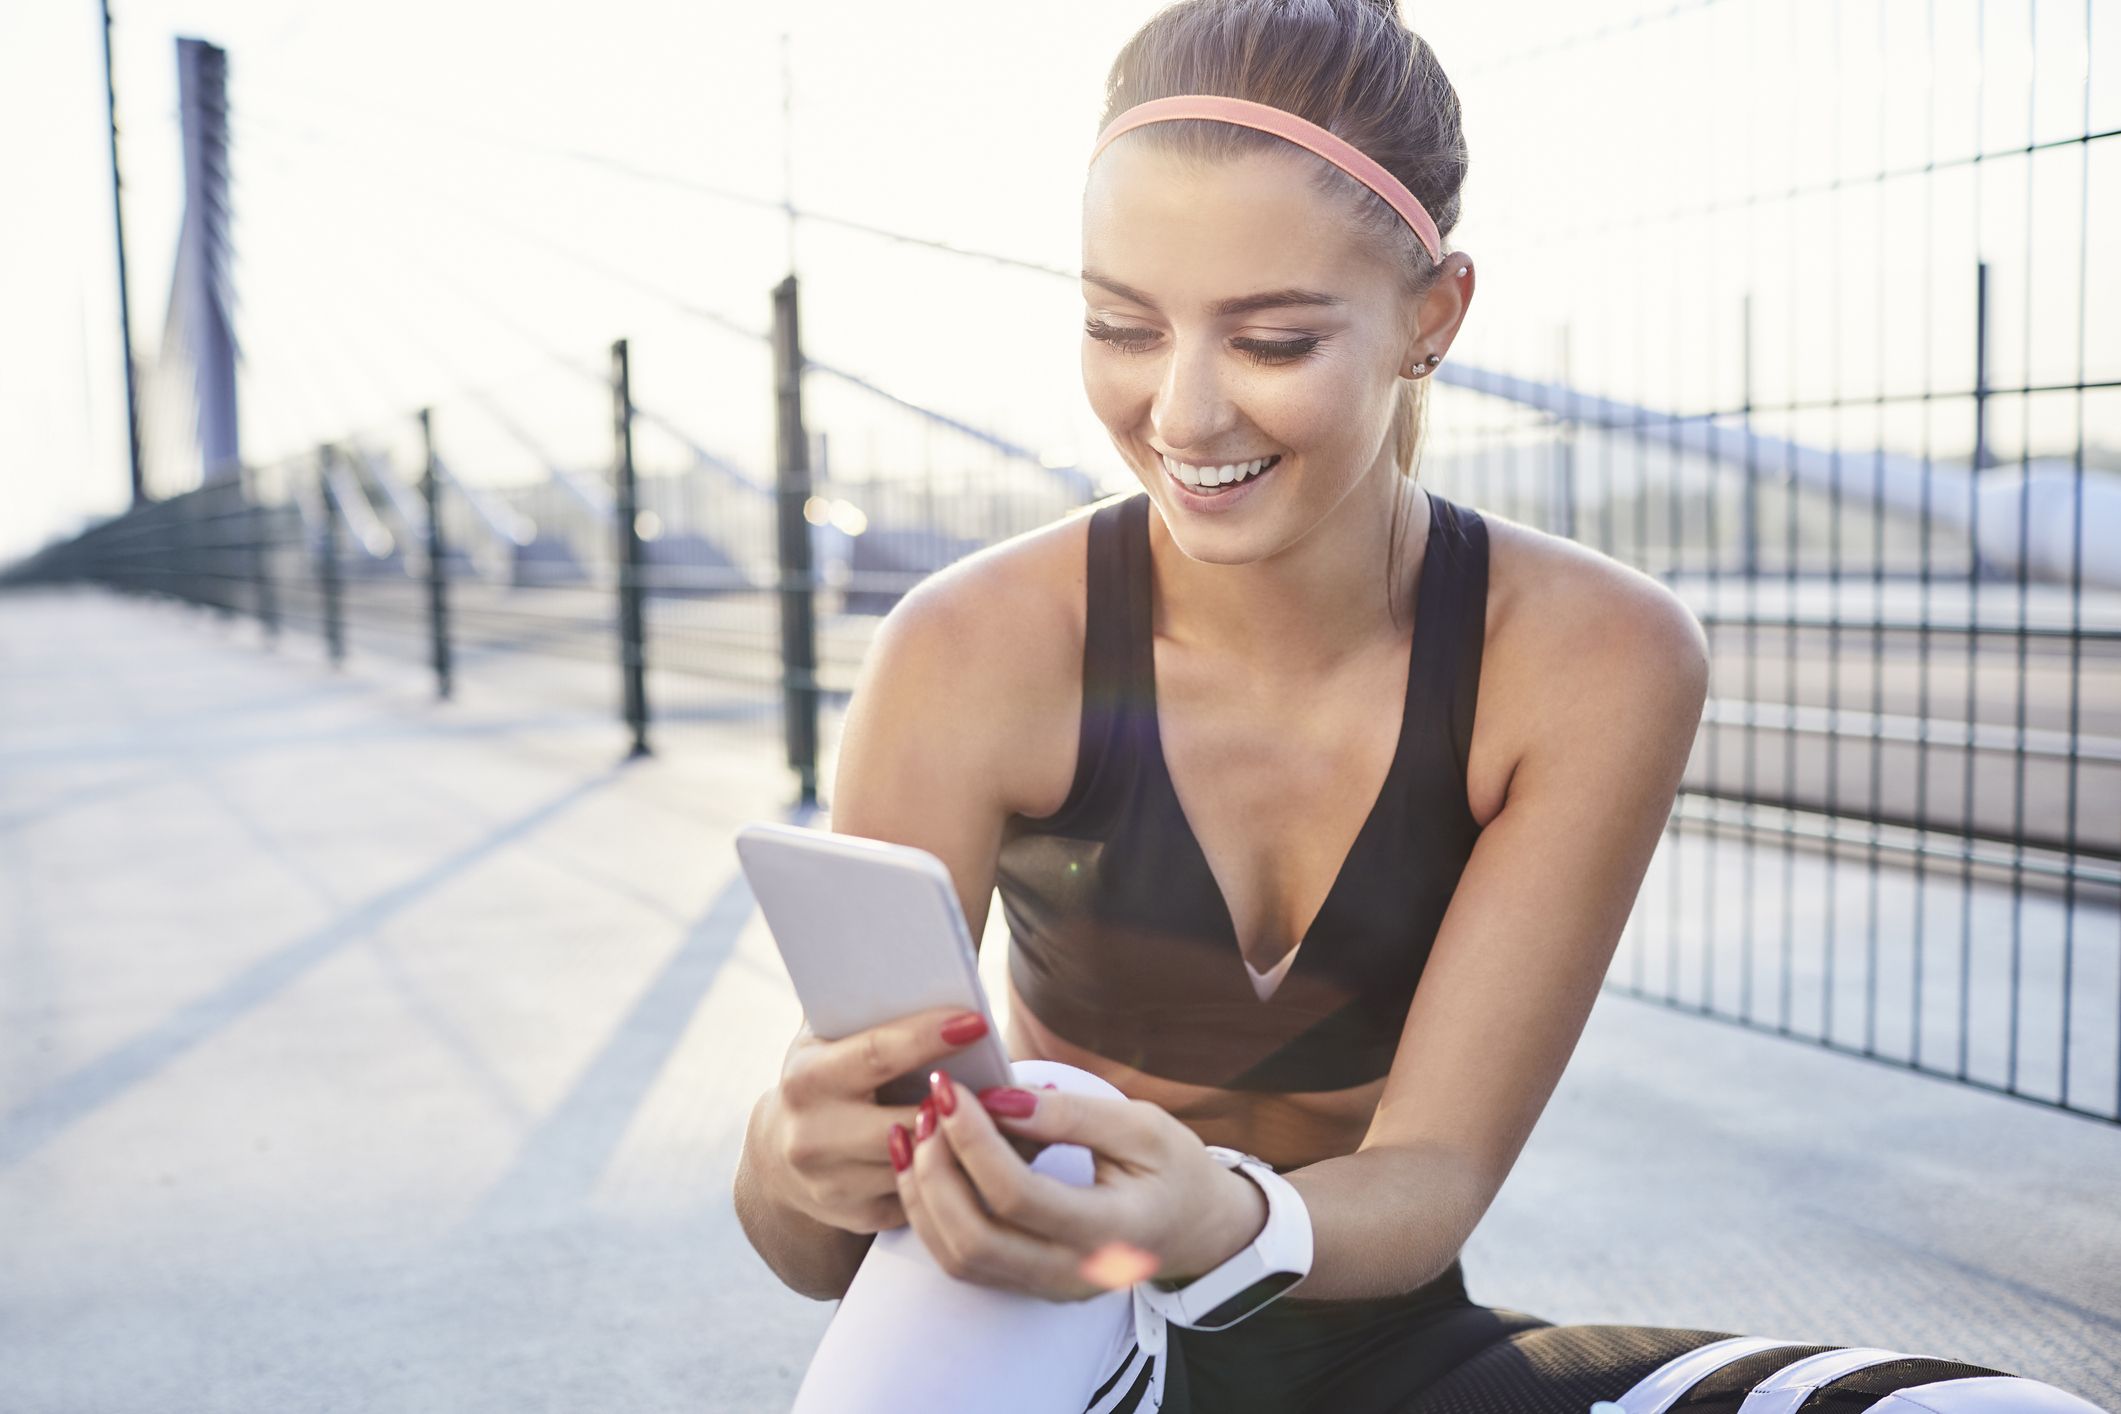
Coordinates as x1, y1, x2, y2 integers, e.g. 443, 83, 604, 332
1193, 1270, 1304, 1330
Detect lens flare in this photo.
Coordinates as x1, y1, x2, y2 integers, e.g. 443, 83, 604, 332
1079, 1240, 1160, 1290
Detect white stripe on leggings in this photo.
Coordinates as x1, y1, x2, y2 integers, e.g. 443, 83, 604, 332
1735, 1348, 1913, 1413
1615, 1336, 1806, 1414
1082, 1341, 1145, 1414
1127, 1285, 1169, 1410
1861, 1376, 2114, 1413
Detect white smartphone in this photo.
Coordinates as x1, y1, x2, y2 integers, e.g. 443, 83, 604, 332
734, 821, 1015, 1107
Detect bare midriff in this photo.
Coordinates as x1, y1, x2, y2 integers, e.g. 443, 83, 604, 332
1005, 970, 1387, 1171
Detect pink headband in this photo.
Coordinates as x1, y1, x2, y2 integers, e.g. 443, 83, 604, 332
1089, 94, 1443, 266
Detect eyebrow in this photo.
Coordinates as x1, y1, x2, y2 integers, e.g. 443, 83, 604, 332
1080, 270, 1347, 318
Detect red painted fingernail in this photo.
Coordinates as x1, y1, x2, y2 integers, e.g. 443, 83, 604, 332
940, 1012, 988, 1045
915, 1097, 936, 1142
978, 1086, 1038, 1118
888, 1124, 912, 1172
929, 1069, 956, 1117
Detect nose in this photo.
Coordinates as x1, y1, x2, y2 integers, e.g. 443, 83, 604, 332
1149, 336, 1237, 456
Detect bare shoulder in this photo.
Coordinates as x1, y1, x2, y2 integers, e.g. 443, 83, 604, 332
1482, 509, 1707, 664
1474, 507, 1710, 810
845, 500, 1100, 821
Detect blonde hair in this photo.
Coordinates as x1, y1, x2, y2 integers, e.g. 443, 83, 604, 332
1097, 0, 1470, 613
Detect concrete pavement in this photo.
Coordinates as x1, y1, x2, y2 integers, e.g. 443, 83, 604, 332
2, 586, 2115, 1411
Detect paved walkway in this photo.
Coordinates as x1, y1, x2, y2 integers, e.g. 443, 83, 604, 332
2, 586, 2116, 1411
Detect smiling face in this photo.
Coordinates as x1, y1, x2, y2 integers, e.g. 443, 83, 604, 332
1080, 139, 1425, 565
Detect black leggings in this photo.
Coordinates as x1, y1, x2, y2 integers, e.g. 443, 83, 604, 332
1114, 1260, 2101, 1413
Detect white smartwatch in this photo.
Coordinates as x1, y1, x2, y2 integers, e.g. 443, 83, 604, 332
1136, 1145, 1313, 1330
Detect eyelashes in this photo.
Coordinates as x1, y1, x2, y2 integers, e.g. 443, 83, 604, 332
1082, 316, 1322, 366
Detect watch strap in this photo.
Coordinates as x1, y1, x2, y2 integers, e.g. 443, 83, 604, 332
1140, 1146, 1312, 1329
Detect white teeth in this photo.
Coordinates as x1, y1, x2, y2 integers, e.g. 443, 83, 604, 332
1161, 454, 1275, 488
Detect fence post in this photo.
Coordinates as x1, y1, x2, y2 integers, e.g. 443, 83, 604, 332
419, 409, 454, 701
243, 463, 279, 646
771, 274, 819, 806
194, 490, 215, 609
214, 482, 241, 619
1971, 260, 1990, 474
1739, 292, 1758, 579
175, 490, 196, 607
193, 487, 212, 614
611, 340, 650, 757
318, 443, 345, 667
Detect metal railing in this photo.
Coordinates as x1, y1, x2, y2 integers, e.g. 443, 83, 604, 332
10, 0, 2115, 1125
1423, 0, 2119, 1124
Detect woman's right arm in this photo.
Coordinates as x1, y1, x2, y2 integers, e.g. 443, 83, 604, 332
729, 560, 1042, 1300
731, 1014, 963, 1301
730, 1028, 877, 1302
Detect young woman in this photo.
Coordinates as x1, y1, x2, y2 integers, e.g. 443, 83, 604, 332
731, 2, 2111, 1410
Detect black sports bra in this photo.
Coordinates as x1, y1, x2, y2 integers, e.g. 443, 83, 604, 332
993, 486, 1491, 1092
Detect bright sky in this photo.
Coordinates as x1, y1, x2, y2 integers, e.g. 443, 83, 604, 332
2, 0, 2112, 561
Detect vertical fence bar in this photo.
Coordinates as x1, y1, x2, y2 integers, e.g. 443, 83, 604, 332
228, 483, 245, 614
2061, 0, 2092, 1115
1971, 261, 1991, 473
1739, 293, 1759, 577
244, 463, 278, 646
319, 444, 345, 667
611, 340, 650, 757
193, 490, 218, 612
1957, 260, 1986, 1082
419, 408, 453, 702
176, 491, 197, 606
772, 274, 820, 805
1738, 291, 1757, 1024
98, 0, 145, 509
201, 485, 221, 613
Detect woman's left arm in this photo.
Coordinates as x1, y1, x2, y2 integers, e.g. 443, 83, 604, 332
904, 576, 1709, 1304
1282, 574, 1710, 1300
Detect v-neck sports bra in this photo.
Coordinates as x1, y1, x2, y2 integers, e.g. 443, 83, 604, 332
993, 485, 1490, 1092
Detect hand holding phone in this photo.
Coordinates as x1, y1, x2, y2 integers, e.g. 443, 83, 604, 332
761, 1003, 1007, 1236
737, 823, 1046, 1225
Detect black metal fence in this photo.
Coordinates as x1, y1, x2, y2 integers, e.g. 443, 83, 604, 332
5, 309, 1099, 792
9, 0, 2115, 1125
1424, 0, 2119, 1125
